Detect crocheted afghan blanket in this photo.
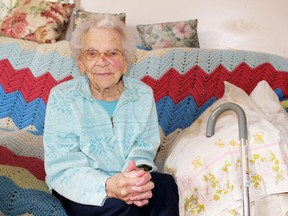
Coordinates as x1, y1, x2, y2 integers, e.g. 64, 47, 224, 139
0, 36, 287, 215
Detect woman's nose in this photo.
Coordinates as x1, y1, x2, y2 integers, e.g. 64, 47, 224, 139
95, 53, 110, 66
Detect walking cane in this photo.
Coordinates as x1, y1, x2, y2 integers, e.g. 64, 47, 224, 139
206, 102, 250, 216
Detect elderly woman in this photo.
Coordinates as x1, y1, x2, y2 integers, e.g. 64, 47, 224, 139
43, 14, 179, 216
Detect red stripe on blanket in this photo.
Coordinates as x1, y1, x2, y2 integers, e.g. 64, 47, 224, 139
0, 59, 73, 103
0, 146, 45, 181
141, 63, 288, 105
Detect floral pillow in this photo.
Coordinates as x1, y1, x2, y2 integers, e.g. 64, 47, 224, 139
0, 0, 74, 43
73, 10, 126, 30
137, 19, 200, 50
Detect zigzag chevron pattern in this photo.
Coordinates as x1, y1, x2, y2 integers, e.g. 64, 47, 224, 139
0, 165, 47, 192
0, 59, 73, 103
138, 63, 288, 135
0, 39, 80, 79
0, 85, 47, 132
0, 58, 75, 133
141, 63, 288, 105
0, 146, 45, 181
0, 38, 80, 134
129, 49, 288, 137
131, 48, 288, 78
156, 96, 216, 135
0, 129, 44, 159
1, 52, 288, 135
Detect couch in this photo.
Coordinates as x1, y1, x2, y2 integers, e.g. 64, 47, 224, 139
0, 35, 287, 216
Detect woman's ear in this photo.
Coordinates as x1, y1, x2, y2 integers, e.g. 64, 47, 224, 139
123, 61, 129, 74
77, 58, 85, 74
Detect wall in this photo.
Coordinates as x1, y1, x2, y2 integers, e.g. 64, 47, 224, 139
76, 0, 288, 58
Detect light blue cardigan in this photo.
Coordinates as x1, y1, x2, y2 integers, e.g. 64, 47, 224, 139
43, 75, 160, 206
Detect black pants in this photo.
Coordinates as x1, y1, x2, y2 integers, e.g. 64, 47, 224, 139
52, 172, 179, 216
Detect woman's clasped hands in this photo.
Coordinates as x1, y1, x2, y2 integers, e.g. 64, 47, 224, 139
105, 160, 154, 207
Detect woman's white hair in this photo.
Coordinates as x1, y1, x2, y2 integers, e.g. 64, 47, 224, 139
70, 13, 136, 63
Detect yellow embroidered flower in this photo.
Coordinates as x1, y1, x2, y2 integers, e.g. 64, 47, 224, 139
252, 131, 265, 144
250, 174, 262, 188
184, 191, 205, 215
215, 139, 225, 147
192, 156, 203, 170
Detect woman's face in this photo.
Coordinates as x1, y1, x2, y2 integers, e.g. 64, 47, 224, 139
78, 28, 128, 91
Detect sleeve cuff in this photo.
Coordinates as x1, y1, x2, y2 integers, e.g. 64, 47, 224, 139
136, 164, 153, 172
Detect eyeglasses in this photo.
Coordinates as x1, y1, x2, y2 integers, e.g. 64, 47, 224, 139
81, 49, 124, 61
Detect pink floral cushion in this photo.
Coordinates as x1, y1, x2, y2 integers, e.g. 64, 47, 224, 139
137, 19, 200, 50
0, 0, 74, 43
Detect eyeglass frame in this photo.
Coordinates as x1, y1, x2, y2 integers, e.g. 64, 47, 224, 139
80, 49, 125, 62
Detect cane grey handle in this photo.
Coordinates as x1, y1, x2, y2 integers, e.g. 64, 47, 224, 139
206, 102, 247, 140
206, 102, 250, 216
